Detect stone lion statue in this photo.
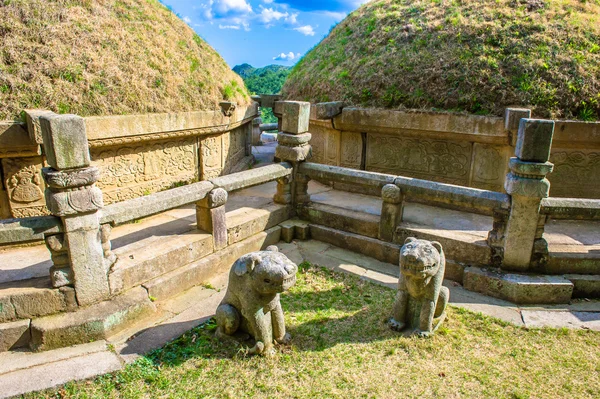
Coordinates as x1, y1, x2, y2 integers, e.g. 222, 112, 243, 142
215, 246, 297, 356
390, 237, 449, 337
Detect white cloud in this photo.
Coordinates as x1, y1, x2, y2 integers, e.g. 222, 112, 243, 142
259, 7, 288, 24
273, 52, 301, 61
263, 0, 274, 3
294, 25, 315, 36
219, 24, 241, 29
213, 0, 252, 15
183, 16, 192, 24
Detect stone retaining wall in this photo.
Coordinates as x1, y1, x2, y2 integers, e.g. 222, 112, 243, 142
305, 107, 600, 198
0, 104, 258, 219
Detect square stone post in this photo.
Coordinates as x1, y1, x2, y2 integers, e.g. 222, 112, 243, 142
379, 184, 404, 242
252, 117, 263, 146
274, 101, 312, 210
504, 108, 532, 146
196, 188, 228, 250
502, 119, 555, 272
40, 114, 112, 306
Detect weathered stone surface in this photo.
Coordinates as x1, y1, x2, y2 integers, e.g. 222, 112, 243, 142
45, 184, 104, 217
390, 238, 449, 337
197, 187, 228, 209
210, 162, 292, 192
42, 166, 100, 189
109, 232, 214, 294
216, 247, 297, 356
502, 196, 544, 271
277, 132, 312, 146
227, 203, 292, 245
381, 184, 402, 204
143, 227, 282, 301
197, 205, 227, 250
24, 110, 54, 145
314, 102, 345, 120
30, 286, 155, 351
275, 144, 311, 162
564, 274, 600, 298
2, 156, 48, 218
295, 222, 310, 240
300, 202, 380, 239
504, 173, 551, 198
515, 119, 555, 163
260, 95, 282, 109
274, 176, 292, 205
504, 108, 531, 145
309, 224, 400, 265
40, 114, 90, 170
463, 266, 573, 304
281, 101, 310, 134
509, 158, 554, 177
280, 221, 295, 243
0, 278, 67, 321
63, 213, 110, 306
380, 184, 404, 242
0, 319, 30, 352
219, 101, 236, 117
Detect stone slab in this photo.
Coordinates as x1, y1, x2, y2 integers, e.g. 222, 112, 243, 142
226, 203, 291, 245
0, 319, 30, 352
300, 202, 380, 239
0, 340, 107, 376
564, 274, 600, 298
109, 231, 214, 295
30, 286, 156, 351
40, 113, 90, 170
0, 350, 121, 399
521, 310, 600, 331
0, 278, 66, 322
464, 267, 573, 305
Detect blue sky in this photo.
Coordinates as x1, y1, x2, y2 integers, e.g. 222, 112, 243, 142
161, 0, 371, 68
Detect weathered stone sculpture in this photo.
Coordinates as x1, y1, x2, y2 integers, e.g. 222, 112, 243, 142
390, 237, 449, 337
216, 246, 298, 356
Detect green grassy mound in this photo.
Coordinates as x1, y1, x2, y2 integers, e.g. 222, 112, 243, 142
283, 0, 600, 120
0, 0, 250, 121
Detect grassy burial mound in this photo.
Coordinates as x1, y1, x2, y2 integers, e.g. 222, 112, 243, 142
283, 0, 600, 120
0, 0, 250, 121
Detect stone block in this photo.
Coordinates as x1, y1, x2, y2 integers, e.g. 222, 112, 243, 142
227, 203, 292, 245
277, 132, 311, 146
515, 119, 555, 163
299, 203, 380, 239
275, 144, 311, 162
463, 266, 573, 304
260, 95, 282, 109
280, 222, 295, 243
24, 109, 54, 145
504, 108, 531, 145
39, 114, 90, 170
564, 274, 600, 298
0, 278, 67, 321
281, 101, 310, 134
295, 222, 310, 240
30, 286, 155, 351
0, 319, 30, 352
314, 102, 345, 120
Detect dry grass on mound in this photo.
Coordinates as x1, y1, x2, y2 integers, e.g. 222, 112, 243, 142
283, 0, 600, 120
0, 0, 250, 121
30, 264, 600, 399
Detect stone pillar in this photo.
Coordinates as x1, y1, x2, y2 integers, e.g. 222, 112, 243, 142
502, 119, 555, 271
252, 117, 262, 146
274, 101, 312, 208
504, 108, 532, 146
487, 210, 508, 266
379, 184, 404, 242
196, 188, 228, 250
40, 114, 112, 306
274, 176, 292, 205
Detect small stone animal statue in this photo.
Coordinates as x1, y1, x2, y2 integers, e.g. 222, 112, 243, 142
216, 246, 298, 356
390, 237, 449, 337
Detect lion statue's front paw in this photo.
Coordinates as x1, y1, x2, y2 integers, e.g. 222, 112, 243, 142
276, 332, 292, 345
415, 329, 432, 338
389, 318, 406, 332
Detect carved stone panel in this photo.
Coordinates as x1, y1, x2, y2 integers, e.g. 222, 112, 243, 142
549, 149, 600, 198
340, 131, 363, 169
470, 143, 510, 192
325, 129, 341, 166
2, 156, 49, 218
91, 138, 197, 204
366, 133, 472, 185
223, 126, 247, 174
309, 129, 326, 164
200, 135, 223, 180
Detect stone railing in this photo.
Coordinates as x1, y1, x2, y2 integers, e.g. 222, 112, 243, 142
0, 103, 258, 220
294, 103, 600, 199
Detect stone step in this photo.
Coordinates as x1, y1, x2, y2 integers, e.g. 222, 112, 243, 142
544, 246, 600, 275
395, 222, 491, 266
299, 202, 380, 239
463, 266, 574, 305
143, 226, 281, 301
0, 277, 75, 324
30, 286, 156, 352
564, 274, 600, 299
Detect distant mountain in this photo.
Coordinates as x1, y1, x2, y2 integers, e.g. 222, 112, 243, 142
233, 64, 291, 95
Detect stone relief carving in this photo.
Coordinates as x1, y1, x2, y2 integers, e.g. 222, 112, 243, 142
92, 139, 197, 204
341, 131, 362, 168
325, 130, 340, 166
367, 134, 472, 184
2, 157, 49, 218
549, 150, 600, 197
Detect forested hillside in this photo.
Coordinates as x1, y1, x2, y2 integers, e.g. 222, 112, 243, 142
234, 63, 291, 123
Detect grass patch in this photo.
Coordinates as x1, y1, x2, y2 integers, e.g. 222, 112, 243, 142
0, 0, 250, 120
283, 0, 600, 120
28, 263, 600, 398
